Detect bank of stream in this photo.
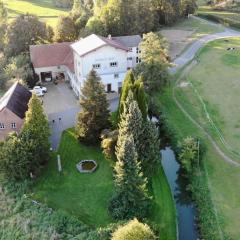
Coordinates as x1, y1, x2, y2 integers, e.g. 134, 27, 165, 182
161, 147, 199, 240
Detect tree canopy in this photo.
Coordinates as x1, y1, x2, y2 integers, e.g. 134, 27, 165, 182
135, 32, 171, 93
5, 14, 52, 57
112, 219, 156, 240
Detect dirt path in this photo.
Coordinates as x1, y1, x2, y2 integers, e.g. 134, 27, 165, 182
172, 60, 240, 167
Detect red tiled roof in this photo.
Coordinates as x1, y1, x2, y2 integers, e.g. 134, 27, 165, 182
30, 42, 73, 71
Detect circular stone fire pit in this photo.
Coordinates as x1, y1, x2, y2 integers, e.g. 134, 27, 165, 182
76, 160, 98, 173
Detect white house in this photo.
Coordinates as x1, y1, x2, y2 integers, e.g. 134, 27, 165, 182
30, 34, 142, 97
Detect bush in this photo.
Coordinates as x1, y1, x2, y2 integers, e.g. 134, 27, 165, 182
101, 129, 118, 160
111, 219, 156, 240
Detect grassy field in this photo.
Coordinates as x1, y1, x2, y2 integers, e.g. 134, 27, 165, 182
161, 38, 240, 239
161, 16, 224, 59
3, 0, 70, 27
150, 167, 177, 240
33, 129, 115, 227
180, 38, 240, 161
33, 129, 177, 238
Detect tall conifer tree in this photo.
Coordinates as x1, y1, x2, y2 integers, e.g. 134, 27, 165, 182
76, 69, 110, 144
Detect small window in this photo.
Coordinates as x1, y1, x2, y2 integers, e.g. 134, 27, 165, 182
114, 73, 119, 79
136, 57, 141, 64
136, 48, 139, 54
129, 48, 133, 52
110, 62, 118, 67
0, 123, 5, 129
11, 123, 16, 129
127, 57, 132, 60
78, 61, 80, 66
93, 64, 101, 69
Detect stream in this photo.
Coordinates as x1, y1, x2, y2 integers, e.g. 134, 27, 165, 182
161, 147, 199, 240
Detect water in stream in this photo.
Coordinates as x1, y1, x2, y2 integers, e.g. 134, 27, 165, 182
161, 147, 199, 240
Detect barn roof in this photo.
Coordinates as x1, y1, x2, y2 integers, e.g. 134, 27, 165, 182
0, 82, 32, 119
30, 42, 73, 70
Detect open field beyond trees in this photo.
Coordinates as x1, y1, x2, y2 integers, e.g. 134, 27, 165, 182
2, 0, 69, 27
160, 16, 224, 59
157, 38, 240, 239
33, 129, 177, 239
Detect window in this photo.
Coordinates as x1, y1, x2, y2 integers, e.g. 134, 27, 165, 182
129, 48, 133, 52
78, 61, 80, 66
136, 48, 141, 54
127, 57, 132, 61
136, 57, 141, 64
11, 123, 16, 129
93, 64, 101, 69
114, 73, 119, 79
0, 123, 5, 129
110, 62, 118, 67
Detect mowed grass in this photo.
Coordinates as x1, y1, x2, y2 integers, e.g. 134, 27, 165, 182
3, 0, 70, 27
33, 129, 115, 227
150, 167, 177, 240
33, 128, 177, 238
182, 38, 240, 161
164, 38, 240, 239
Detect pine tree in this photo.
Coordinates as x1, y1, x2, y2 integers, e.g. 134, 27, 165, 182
140, 121, 161, 177
117, 91, 143, 154
109, 134, 150, 220
21, 94, 50, 174
76, 69, 110, 144
0, 133, 32, 180
118, 71, 148, 121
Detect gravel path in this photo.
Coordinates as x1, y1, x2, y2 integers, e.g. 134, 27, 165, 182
170, 17, 240, 73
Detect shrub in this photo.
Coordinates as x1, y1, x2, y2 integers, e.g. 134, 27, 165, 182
101, 129, 118, 160
111, 218, 156, 240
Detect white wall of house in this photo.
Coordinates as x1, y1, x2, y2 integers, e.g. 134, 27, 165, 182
34, 65, 68, 81
81, 45, 128, 77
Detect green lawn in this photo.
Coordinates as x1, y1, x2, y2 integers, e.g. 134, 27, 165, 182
158, 38, 240, 239
150, 167, 177, 240
33, 128, 177, 238
181, 38, 240, 162
3, 0, 70, 27
33, 129, 115, 227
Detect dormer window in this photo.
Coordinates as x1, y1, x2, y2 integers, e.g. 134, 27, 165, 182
0, 123, 5, 129
110, 62, 118, 67
93, 64, 101, 69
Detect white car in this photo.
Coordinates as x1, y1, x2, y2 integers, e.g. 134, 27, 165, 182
33, 86, 47, 93
30, 88, 44, 97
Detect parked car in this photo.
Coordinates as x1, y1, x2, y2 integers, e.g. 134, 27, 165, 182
33, 86, 47, 93
30, 87, 45, 97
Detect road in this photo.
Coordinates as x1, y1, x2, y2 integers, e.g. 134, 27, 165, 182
49, 97, 119, 150
170, 17, 240, 73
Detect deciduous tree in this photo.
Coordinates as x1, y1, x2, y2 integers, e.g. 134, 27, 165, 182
55, 15, 77, 42
5, 14, 52, 57
135, 32, 171, 93
112, 218, 156, 240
